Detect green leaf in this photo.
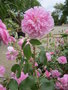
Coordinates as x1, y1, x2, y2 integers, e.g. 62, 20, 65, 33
30, 39, 41, 45
23, 44, 32, 59
19, 76, 35, 90
39, 51, 47, 65
23, 61, 31, 73
22, 40, 27, 49
40, 77, 55, 90
8, 79, 18, 90
11, 64, 21, 78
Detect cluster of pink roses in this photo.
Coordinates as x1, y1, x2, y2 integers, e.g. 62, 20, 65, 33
46, 52, 67, 64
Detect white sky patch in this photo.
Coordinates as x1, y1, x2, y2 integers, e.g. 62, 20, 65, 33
38, 0, 65, 12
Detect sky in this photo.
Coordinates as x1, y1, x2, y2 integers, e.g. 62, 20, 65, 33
38, 0, 65, 12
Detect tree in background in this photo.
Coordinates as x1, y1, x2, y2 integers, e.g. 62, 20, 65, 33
52, 3, 64, 25
52, 0, 68, 25
63, 0, 68, 23
0, 0, 40, 36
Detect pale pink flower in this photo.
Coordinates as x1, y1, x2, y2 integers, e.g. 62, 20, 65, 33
0, 66, 5, 77
0, 84, 6, 90
46, 52, 51, 61
11, 72, 28, 84
18, 38, 24, 47
65, 29, 68, 34
57, 56, 67, 64
45, 70, 51, 78
57, 74, 68, 90
9, 36, 16, 43
0, 20, 10, 45
6, 46, 18, 60
55, 81, 63, 90
7, 46, 14, 52
35, 62, 38, 67
21, 6, 54, 38
51, 70, 61, 78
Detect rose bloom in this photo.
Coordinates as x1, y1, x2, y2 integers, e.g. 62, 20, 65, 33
0, 20, 9, 45
65, 29, 68, 34
55, 81, 63, 90
0, 84, 6, 90
11, 72, 28, 84
57, 74, 68, 90
0, 66, 5, 77
46, 52, 51, 61
51, 70, 61, 78
45, 70, 51, 78
6, 46, 18, 60
35, 62, 38, 67
57, 56, 67, 64
21, 6, 54, 38
18, 38, 24, 47
9, 36, 16, 43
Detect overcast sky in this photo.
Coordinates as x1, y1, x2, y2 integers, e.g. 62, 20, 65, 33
38, 0, 65, 12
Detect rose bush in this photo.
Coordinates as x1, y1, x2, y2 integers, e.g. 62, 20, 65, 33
0, 6, 68, 90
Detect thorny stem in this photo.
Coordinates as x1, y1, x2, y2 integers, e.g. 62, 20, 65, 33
33, 46, 36, 76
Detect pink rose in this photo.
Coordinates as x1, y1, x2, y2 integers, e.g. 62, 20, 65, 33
46, 52, 51, 61
35, 62, 38, 67
6, 46, 18, 60
45, 70, 51, 78
21, 6, 54, 38
9, 36, 16, 43
57, 74, 68, 90
11, 72, 28, 84
0, 66, 5, 77
55, 81, 63, 90
57, 56, 67, 64
0, 20, 10, 45
18, 38, 24, 47
65, 29, 68, 34
51, 70, 61, 78
0, 84, 6, 90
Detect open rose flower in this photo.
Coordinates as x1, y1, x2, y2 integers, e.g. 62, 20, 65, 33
18, 38, 24, 47
0, 84, 6, 90
56, 74, 68, 90
65, 29, 68, 34
6, 46, 18, 60
57, 56, 67, 64
0, 20, 10, 45
21, 6, 54, 38
0, 66, 5, 77
11, 72, 28, 84
51, 70, 61, 78
9, 36, 16, 43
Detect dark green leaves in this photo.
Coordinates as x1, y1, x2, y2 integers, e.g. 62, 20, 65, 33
8, 79, 18, 90
19, 76, 35, 90
40, 77, 55, 90
30, 39, 41, 45
11, 64, 21, 78
23, 44, 32, 59
39, 51, 47, 65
